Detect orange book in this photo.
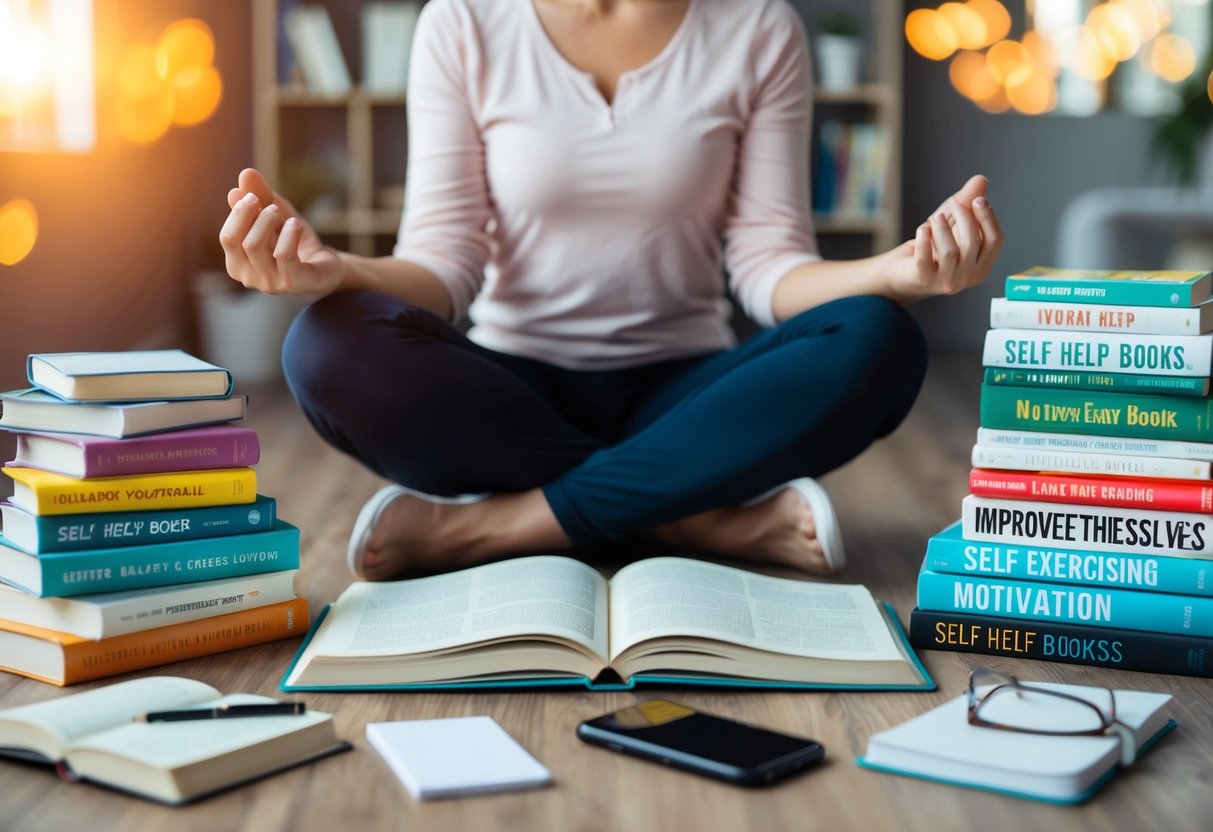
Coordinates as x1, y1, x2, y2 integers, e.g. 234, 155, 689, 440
0, 597, 309, 686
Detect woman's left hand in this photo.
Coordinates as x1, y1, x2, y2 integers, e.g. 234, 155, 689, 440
882, 174, 1004, 304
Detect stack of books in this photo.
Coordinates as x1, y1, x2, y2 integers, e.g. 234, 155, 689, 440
0, 350, 307, 685
909, 268, 1213, 678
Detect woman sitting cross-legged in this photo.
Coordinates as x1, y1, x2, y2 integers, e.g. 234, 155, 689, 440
218, 0, 1002, 581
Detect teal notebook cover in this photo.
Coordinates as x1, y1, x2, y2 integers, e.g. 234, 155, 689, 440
279, 600, 936, 693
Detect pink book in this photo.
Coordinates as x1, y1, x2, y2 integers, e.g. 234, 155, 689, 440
7, 425, 260, 478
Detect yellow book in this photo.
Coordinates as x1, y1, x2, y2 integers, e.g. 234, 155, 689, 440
3, 466, 256, 516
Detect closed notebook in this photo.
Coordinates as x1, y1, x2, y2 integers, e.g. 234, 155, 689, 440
8, 426, 260, 478
27, 350, 233, 402
0, 389, 246, 438
366, 716, 551, 800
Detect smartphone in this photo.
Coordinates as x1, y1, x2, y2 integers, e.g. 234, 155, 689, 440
577, 699, 825, 786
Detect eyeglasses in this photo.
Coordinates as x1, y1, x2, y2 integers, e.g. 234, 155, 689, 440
966, 667, 1137, 767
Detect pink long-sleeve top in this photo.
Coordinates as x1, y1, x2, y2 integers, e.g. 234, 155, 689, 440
393, 0, 821, 370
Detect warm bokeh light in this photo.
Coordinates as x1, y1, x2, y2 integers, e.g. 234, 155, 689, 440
1022, 31, 1060, 79
986, 39, 1033, 87
1006, 71, 1058, 115
1150, 33, 1197, 83
949, 50, 1001, 101
171, 64, 222, 126
117, 86, 174, 143
1061, 25, 1118, 81
974, 86, 1011, 113
119, 44, 164, 100
966, 0, 1011, 48
1116, 0, 1169, 42
1208, 68, 1213, 105
1086, 3, 1142, 62
0, 198, 38, 266
938, 3, 987, 51
156, 19, 215, 80
0, 20, 51, 97
906, 8, 959, 61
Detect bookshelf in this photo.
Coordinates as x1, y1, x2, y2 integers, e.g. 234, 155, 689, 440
251, 0, 903, 259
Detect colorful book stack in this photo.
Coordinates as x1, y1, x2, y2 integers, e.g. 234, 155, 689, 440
910, 268, 1213, 678
0, 350, 307, 685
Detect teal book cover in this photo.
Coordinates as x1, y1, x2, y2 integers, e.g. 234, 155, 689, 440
1004, 267, 1212, 308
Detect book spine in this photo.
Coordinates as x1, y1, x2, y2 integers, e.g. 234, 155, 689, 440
982, 367, 1208, 397
988, 297, 1207, 336
908, 608, 1213, 677
75, 428, 259, 477
20, 468, 256, 515
58, 597, 310, 685
982, 329, 1211, 377
34, 523, 300, 597
961, 494, 1213, 555
979, 384, 1213, 442
924, 528, 1213, 596
1004, 276, 1198, 307
975, 427, 1213, 462
968, 468, 1213, 512
916, 569, 1213, 636
26, 496, 277, 553
970, 444, 1211, 480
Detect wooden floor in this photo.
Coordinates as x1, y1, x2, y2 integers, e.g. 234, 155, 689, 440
3, 352, 1212, 832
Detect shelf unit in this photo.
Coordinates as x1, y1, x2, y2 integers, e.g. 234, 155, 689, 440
251, 0, 903, 258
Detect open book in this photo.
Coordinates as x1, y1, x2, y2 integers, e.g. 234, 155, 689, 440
282, 556, 932, 691
0, 676, 349, 804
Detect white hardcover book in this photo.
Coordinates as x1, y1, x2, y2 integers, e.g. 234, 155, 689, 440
961, 494, 1213, 556
975, 427, 1213, 462
971, 443, 1211, 480
983, 328, 1213, 377
990, 297, 1213, 335
284, 6, 352, 96
0, 570, 298, 639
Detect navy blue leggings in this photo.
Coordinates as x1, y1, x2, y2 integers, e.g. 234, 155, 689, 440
282, 291, 928, 545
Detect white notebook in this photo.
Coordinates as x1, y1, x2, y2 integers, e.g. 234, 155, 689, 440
366, 716, 552, 800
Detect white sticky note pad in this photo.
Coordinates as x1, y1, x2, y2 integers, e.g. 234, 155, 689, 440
366, 716, 552, 800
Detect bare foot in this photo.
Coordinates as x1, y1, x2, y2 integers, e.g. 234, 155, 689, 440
354, 489, 571, 581
654, 488, 831, 573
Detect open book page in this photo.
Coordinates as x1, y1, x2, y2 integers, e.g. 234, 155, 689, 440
0, 677, 218, 760
607, 557, 903, 663
307, 556, 609, 661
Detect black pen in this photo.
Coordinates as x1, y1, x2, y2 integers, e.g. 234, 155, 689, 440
134, 702, 307, 722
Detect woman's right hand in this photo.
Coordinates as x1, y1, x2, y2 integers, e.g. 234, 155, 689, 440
218, 167, 345, 295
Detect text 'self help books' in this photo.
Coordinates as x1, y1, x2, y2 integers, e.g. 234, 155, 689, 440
0, 351, 307, 685
910, 267, 1213, 677
858, 680, 1174, 804
0, 676, 348, 804
281, 555, 933, 691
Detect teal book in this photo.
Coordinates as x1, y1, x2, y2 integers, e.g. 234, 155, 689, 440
0, 520, 299, 597
980, 383, 1213, 441
280, 555, 934, 693
917, 568, 1213, 637
983, 367, 1210, 397
1004, 267, 1213, 308
0, 495, 276, 554
924, 520, 1213, 597
26, 350, 233, 402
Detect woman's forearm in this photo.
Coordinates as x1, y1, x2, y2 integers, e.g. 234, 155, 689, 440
335, 252, 454, 319
769, 251, 900, 323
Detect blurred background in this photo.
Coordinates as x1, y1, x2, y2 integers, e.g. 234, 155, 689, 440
1, 0, 1211, 391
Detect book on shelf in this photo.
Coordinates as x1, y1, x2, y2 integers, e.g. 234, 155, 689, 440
925, 520, 1213, 597
975, 427, 1213, 462
962, 494, 1212, 555
361, 1, 422, 95
909, 608, 1213, 677
1004, 267, 1213, 308
0, 495, 278, 554
980, 384, 1213, 442
0, 597, 309, 686
813, 119, 888, 219
982, 367, 1210, 397
0, 521, 300, 598
8, 425, 260, 478
970, 443, 1210, 480
282, 3, 352, 96
281, 555, 933, 692
968, 468, 1213, 512
857, 681, 1175, 803
0, 570, 298, 639
981, 328, 1212, 377
4, 466, 256, 516
0, 676, 348, 804
989, 296, 1213, 336
0, 389, 247, 438
26, 350, 233, 403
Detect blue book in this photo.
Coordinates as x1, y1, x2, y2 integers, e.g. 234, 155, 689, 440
0, 496, 276, 554
924, 520, 1213, 597
917, 568, 1213, 637
26, 350, 233, 402
0, 521, 299, 597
